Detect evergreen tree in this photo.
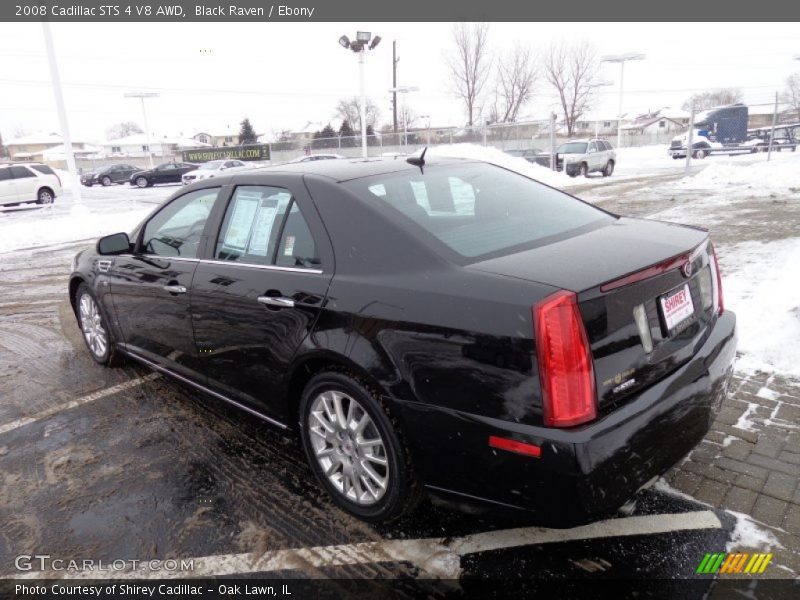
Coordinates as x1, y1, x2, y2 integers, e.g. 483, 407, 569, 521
339, 120, 356, 147
366, 124, 378, 146
315, 124, 337, 149
238, 118, 257, 144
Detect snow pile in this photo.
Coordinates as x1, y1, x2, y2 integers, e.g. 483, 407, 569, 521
0, 204, 150, 253
426, 144, 565, 187
722, 238, 800, 377
726, 511, 782, 552
676, 153, 800, 195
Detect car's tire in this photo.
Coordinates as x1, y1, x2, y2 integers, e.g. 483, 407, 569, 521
35, 187, 55, 205
299, 370, 421, 523
135, 176, 149, 188
101, 176, 112, 186
602, 160, 615, 177
693, 149, 707, 159
579, 162, 589, 177
74, 283, 122, 366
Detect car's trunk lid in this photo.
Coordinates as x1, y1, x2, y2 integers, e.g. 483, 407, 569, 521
468, 217, 717, 413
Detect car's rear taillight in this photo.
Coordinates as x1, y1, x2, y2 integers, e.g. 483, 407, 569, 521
709, 242, 724, 315
533, 290, 597, 428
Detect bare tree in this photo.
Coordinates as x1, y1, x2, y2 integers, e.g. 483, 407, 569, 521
106, 121, 143, 140
447, 23, 492, 126
781, 73, 800, 122
489, 44, 538, 124
543, 40, 599, 137
681, 88, 742, 112
334, 97, 380, 133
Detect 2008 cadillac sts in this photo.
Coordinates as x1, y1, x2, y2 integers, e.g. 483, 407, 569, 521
68, 156, 736, 525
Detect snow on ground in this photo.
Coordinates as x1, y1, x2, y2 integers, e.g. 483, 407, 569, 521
720, 238, 800, 378
726, 511, 783, 552
674, 151, 800, 196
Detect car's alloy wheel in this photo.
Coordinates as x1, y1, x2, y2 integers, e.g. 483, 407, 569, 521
78, 292, 108, 360
101, 176, 112, 186
136, 176, 148, 188
308, 390, 389, 505
36, 189, 54, 204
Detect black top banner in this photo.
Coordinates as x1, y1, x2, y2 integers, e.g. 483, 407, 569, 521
3, 0, 799, 22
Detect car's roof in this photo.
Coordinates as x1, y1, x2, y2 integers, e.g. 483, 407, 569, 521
249, 155, 476, 182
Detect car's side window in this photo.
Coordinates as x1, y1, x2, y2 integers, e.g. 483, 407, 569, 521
275, 202, 320, 269
0, 169, 12, 181
215, 186, 292, 266
141, 188, 221, 258
588, 142, 598, 153
10, 166, 35, 179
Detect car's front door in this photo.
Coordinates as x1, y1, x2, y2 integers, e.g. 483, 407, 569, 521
106, 186, 223, 380
9, 166, 37, 202
190, 179, 333, 423
118, 165, 136, 182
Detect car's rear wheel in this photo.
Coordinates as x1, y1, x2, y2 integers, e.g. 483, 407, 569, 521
75, 283, 121, 366
101, 176, 112, 186
36, 188, 54, 205
299, 371, 420, 523
602, 160, 615, 177
135, 176, 149, 188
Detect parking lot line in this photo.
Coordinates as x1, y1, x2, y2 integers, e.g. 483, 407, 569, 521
16, 510, 721, 580
0, 374, 159, 436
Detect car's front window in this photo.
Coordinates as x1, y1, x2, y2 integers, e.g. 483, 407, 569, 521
141, 188, 221, 258
558, 142, 588, 154
347, 163, 613, 261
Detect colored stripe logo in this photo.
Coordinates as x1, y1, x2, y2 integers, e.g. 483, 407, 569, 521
696, 552, 773, 574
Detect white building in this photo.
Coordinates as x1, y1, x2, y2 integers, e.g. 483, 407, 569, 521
102, 134, 210, 158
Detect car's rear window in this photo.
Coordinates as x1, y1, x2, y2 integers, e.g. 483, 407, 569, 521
30, 164, 55, 175
558, 142, 588, 154
345, 163, 612, 260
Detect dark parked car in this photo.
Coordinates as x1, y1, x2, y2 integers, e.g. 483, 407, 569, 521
505, 147, 551, 168
81, 164, 139, 187
69, 157, 736, 525
129, 162, 198, 188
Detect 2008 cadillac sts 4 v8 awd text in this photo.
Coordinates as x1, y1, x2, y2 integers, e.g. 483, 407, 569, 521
68, 156, 736, 525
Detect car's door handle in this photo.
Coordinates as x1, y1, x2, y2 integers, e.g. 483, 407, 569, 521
257, 296, 295, 308
163, 284, 187, 294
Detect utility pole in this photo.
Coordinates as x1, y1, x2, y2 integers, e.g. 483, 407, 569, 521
685, 105, 695, 171
549, 112, 557, 171
42, 22, 82, 204
392, 40, 399, 134
124, 92, 159, 168
767, 91, 778, 162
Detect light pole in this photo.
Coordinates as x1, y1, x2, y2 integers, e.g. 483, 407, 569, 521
339, 32, 381, 159
388, 85, 419, 148
587, 80, 614, 138
600, 53, 646, 148
124, 92, 159, 168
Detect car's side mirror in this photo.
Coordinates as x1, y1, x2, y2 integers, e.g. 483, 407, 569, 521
97, 232, 131, 255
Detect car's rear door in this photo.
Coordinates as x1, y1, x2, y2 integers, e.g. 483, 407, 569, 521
190, 176, 334, 423
0, 168, 17, 205
106, 186, 224, 381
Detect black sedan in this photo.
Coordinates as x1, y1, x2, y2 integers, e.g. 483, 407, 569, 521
69, 157, 736, 525
81, 163, 139, 187
129, 162, 198, 188
506, 147, 552, 167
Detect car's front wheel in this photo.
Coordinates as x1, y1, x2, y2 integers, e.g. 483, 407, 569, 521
101, 176, 112, 186
135, 176, 149, 188
299, 371, 420, 523
75, 283, 121, 366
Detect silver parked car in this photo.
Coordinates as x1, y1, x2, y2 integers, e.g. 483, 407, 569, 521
557, 138, 616, 177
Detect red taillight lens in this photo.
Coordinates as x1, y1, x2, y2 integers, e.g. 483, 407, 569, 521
709, 242, 724, 315
534, 290, 597, 428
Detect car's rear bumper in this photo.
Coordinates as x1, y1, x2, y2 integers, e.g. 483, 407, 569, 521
398, 310, 737, 527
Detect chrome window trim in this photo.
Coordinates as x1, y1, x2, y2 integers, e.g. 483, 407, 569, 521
117, 253, 323, 274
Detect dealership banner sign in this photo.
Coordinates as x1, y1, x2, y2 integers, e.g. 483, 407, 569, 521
181, 144, 270, 163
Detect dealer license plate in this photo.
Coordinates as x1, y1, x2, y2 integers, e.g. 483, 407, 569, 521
660, 284, 695, 334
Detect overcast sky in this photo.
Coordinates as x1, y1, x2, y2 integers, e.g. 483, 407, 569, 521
0, 21, 798, 142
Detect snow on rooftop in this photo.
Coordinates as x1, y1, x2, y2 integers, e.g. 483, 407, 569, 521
102, 134, 210, 147
6, 132, 92, 146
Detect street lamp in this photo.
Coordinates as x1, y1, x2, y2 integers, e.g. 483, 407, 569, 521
339, 32, 382, 159
600, 52, 646, 148
124, 92, 159, 168
388, 85, 419, 147
587, 80, 614, 137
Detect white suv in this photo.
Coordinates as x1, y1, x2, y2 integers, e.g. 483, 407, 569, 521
556, 138, 616, 177
0, 163, 62, 207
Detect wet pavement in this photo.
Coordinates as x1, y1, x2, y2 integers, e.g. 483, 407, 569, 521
0, 168, 797, 593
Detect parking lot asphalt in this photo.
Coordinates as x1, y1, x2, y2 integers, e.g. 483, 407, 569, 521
0, 173, 797, 593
